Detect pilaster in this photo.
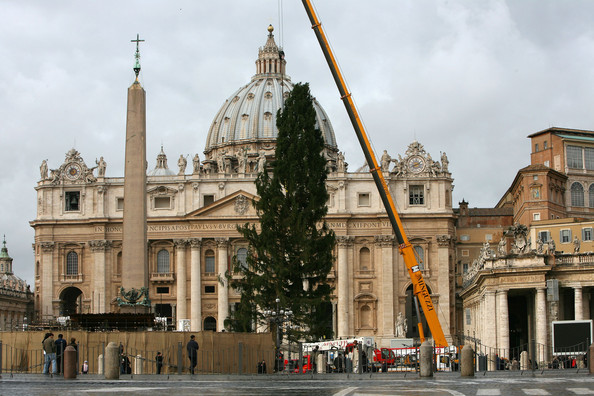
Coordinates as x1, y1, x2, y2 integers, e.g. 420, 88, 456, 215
189, 238, 202, 331
216, 237, 229, 331
174, 239, 188, 329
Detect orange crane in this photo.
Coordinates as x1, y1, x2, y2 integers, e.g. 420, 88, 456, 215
301, 0, 448, 347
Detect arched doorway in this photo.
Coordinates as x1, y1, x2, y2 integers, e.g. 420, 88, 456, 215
405, 284, 432, 339
204, 316, 216, 331
60, 287, 83, 316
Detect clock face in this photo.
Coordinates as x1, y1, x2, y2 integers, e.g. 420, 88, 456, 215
65, 163, 82, 180
408, 156, 425, 173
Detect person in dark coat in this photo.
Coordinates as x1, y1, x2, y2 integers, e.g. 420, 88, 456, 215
55, 334, 67, 374
156, 352, 163, 374
186, 335, 199, 374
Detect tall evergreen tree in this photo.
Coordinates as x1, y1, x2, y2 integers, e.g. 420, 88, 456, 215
228, 83, 335, 341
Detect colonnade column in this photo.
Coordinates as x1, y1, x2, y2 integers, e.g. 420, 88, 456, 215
484, 290, 496, 371
216, 238, 229, 332
535, 288, 547, 364
190, 238, 202, 331
336, 236, 351, 338
496, 290, 509, 359
575, 285, 583, 320
174, 239, 188, 330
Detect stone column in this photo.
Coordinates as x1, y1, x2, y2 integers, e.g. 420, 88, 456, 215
575, 285, 584, 320
89, 240, 111, 313
336, 236, 351, 338
216, 238, 229, 332
174, 239, 188, 329
436, 235, 452, 338
375, 235, 394, 337
40, 242, 55, 320
484, 290, 496, 371
535, 288, 547, 364
190, 238, 202, 331
497, 290, 509, 359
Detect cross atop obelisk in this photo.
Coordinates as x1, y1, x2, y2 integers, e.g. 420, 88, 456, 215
131, 34, 145, 81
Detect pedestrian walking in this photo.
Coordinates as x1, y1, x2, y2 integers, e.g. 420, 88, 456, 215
42, 333, 57, 374
186, 335, 199, 374
156, 352, 163, 374
55, 334, 67, 374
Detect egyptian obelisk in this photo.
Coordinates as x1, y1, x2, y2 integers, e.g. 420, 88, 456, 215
121, 34, 148, 309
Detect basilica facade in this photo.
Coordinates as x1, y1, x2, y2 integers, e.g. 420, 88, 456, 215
31, 26, 456, 347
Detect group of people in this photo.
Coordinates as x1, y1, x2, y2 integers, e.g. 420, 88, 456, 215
42, 333, 79, 374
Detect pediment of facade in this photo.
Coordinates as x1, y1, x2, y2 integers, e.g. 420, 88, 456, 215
187, 190, 258, 218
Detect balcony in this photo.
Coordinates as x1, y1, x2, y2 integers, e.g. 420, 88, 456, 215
150, 272, 175, 283
61, 274, 83, 283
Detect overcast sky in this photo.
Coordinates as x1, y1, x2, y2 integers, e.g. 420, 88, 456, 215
2, 0, 594, 285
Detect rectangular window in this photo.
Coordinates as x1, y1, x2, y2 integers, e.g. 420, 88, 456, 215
585, 147, 594, 170
65, 191, 80, 211
462, 263, 469, 274
461, 249, 469, 257
560, 229, 571, 243
409, 185, 424, 205
583, 228, 593, 242
465, 308, 471, 325
358, 193, 370, 207
205, 285, 216, 294
567, 145, 583, 169
460, 235, 470, 241
535, 143, 539, 152
154, 196, 171, 209
485, 234, 492, 241
544, 140, 548, 149
204, 194, 215, 206
538, 231, 550, 242
116, 198, 124, 211
533, 213, 541, 221
156, 286, 169, 294
544, 160, 550, 167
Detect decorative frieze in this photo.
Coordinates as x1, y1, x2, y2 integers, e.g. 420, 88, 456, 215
435, 234, 452, 247
89, 239, 112, 252
189, 238, 202, 249
174, 239, 189, 248
40, 242, 55, 253
336, 235, 354, 247
215, 237, 229, 248
374, 235, 394, 247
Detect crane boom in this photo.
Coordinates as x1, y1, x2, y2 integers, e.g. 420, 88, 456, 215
301, 0, 448, 347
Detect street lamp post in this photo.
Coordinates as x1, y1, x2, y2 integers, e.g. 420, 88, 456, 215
264, 298, 293, 373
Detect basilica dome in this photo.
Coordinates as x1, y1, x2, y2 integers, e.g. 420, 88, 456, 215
204, 26, 337, 161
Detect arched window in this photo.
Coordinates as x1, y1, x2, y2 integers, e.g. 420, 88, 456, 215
589, 184, 594, 208
571, 182, 585, 207
157, 249, 170, 273
205, 250, 215, 273
204, 316, 217, 331
414, 246, 425, 270
359, 247, 370, 271
66, 251, 78, 275
236, 248, 248, 270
